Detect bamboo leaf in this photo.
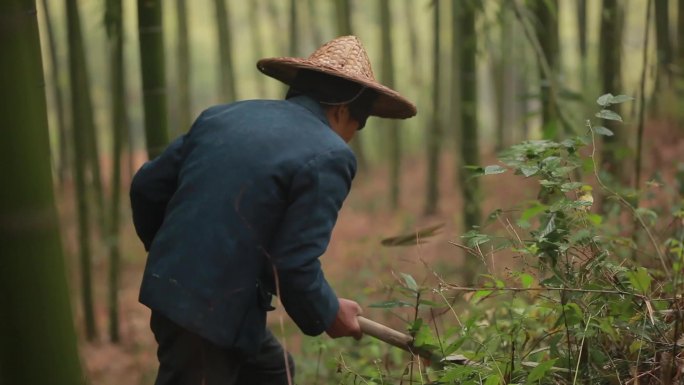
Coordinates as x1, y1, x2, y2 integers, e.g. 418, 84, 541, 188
629, 340, 644, 354
400, 272, 418, 291
419, 299, 441, 307
525, 359, 557, 384
471, 289, 493, 303
484, 374, 501, 385
627, 267, 652, 294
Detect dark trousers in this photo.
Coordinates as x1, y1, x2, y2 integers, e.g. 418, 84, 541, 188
151, 312, 295, 385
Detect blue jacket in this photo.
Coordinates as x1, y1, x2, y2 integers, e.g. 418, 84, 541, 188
130, 95, 356, 355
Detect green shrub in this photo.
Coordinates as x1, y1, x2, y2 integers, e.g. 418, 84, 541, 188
329, 95, 684, 384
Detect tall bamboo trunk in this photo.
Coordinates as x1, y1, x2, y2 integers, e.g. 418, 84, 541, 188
176, 0, 192, 133
380, 0, 400, 209
531, 0, 559, 139
289, 0, 299, 56
403, 0, 421, 90
576, 0, 588, 95
450, 0, 462, 185
335, 0, 367, 170
66, 0, 98, 341
138, 0, 169, 158
459, 0, 480, 230
679, 0, 684, 71
39, 0, 70, 184
249, 1, 267, 97
306, 0, 323, 48
493, 1, 512, 152
0, 2, 85, 382
425, 0, 441, 215
635, 0, 654, 195
678, 0, 684, 128
105, 0, 127, 343
655, 0, 673, 90
599, 0, 624, 178
213, 0, 237, 102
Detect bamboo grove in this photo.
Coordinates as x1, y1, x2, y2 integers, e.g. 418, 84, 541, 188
1, 0, 684, 384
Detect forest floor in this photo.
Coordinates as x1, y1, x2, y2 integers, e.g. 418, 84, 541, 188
59, 120, 683, 385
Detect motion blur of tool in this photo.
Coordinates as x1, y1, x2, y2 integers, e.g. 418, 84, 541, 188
380, 223, 445, 247
357, 316, 472, 368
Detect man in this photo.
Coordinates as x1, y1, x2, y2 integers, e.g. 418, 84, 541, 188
130, 35, 416, 385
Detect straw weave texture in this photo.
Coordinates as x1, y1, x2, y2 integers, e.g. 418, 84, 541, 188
257, 36, 417, 119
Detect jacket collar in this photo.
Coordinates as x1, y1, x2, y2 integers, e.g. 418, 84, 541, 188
286, 95, 330, 127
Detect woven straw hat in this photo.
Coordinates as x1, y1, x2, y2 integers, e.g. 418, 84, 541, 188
257, 35, 417, 119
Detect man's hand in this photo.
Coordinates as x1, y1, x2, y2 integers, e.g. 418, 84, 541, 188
326, 298, 363, 340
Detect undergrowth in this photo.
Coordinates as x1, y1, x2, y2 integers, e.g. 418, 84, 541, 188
321, 95, 684, 384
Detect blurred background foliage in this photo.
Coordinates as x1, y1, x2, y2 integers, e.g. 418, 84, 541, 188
3, 0, 684, 384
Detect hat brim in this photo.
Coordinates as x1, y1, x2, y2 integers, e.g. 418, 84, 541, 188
257, 58, 417, 119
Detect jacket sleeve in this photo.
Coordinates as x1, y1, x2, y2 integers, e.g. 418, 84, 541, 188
130, 136, 185, 251
268, 148, 357, 336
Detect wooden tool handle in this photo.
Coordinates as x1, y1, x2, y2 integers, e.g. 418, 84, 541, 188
358, 316, 414, 352
358, 316, 470, 366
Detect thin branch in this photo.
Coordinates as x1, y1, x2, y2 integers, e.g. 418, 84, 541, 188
441, 284, 674, 302
634, 0, 653, 193
572, 314, 593, 385
587, 120, 672, 278
511, 0, 575, 136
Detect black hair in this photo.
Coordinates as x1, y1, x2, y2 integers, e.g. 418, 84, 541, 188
285, 69, 377, 130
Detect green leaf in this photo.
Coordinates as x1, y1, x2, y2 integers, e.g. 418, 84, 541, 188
552, 166, 578, 177
439, 365, 476, 382
484, 374, 501, 385
400, 272, 418, 291
484, 165, 507, 175
627, 267, 652, 294
525, 358, 557, 384
419, 299, 441, 307
587, 213, 603, 225
595, 109, 623, 122
563, 302, 584, 326
461, 230, 492, 247
482, 274, 505, 289
629, 340, 644, 354
594, 126, 614, 136
471, 289, 493, 303
635, 207, 658, 225
560, 182, 584, 192
519, 273, 534, 288
520, 164, 540, 177
596, 93, 614, 106
609, 94, 634, 104
597, 93, 633, 106
598, 318, 619, 341
521, 202, 548, 221
369, 300, 413, 308
413, 323, 437, 347
444, 336, 467, 355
